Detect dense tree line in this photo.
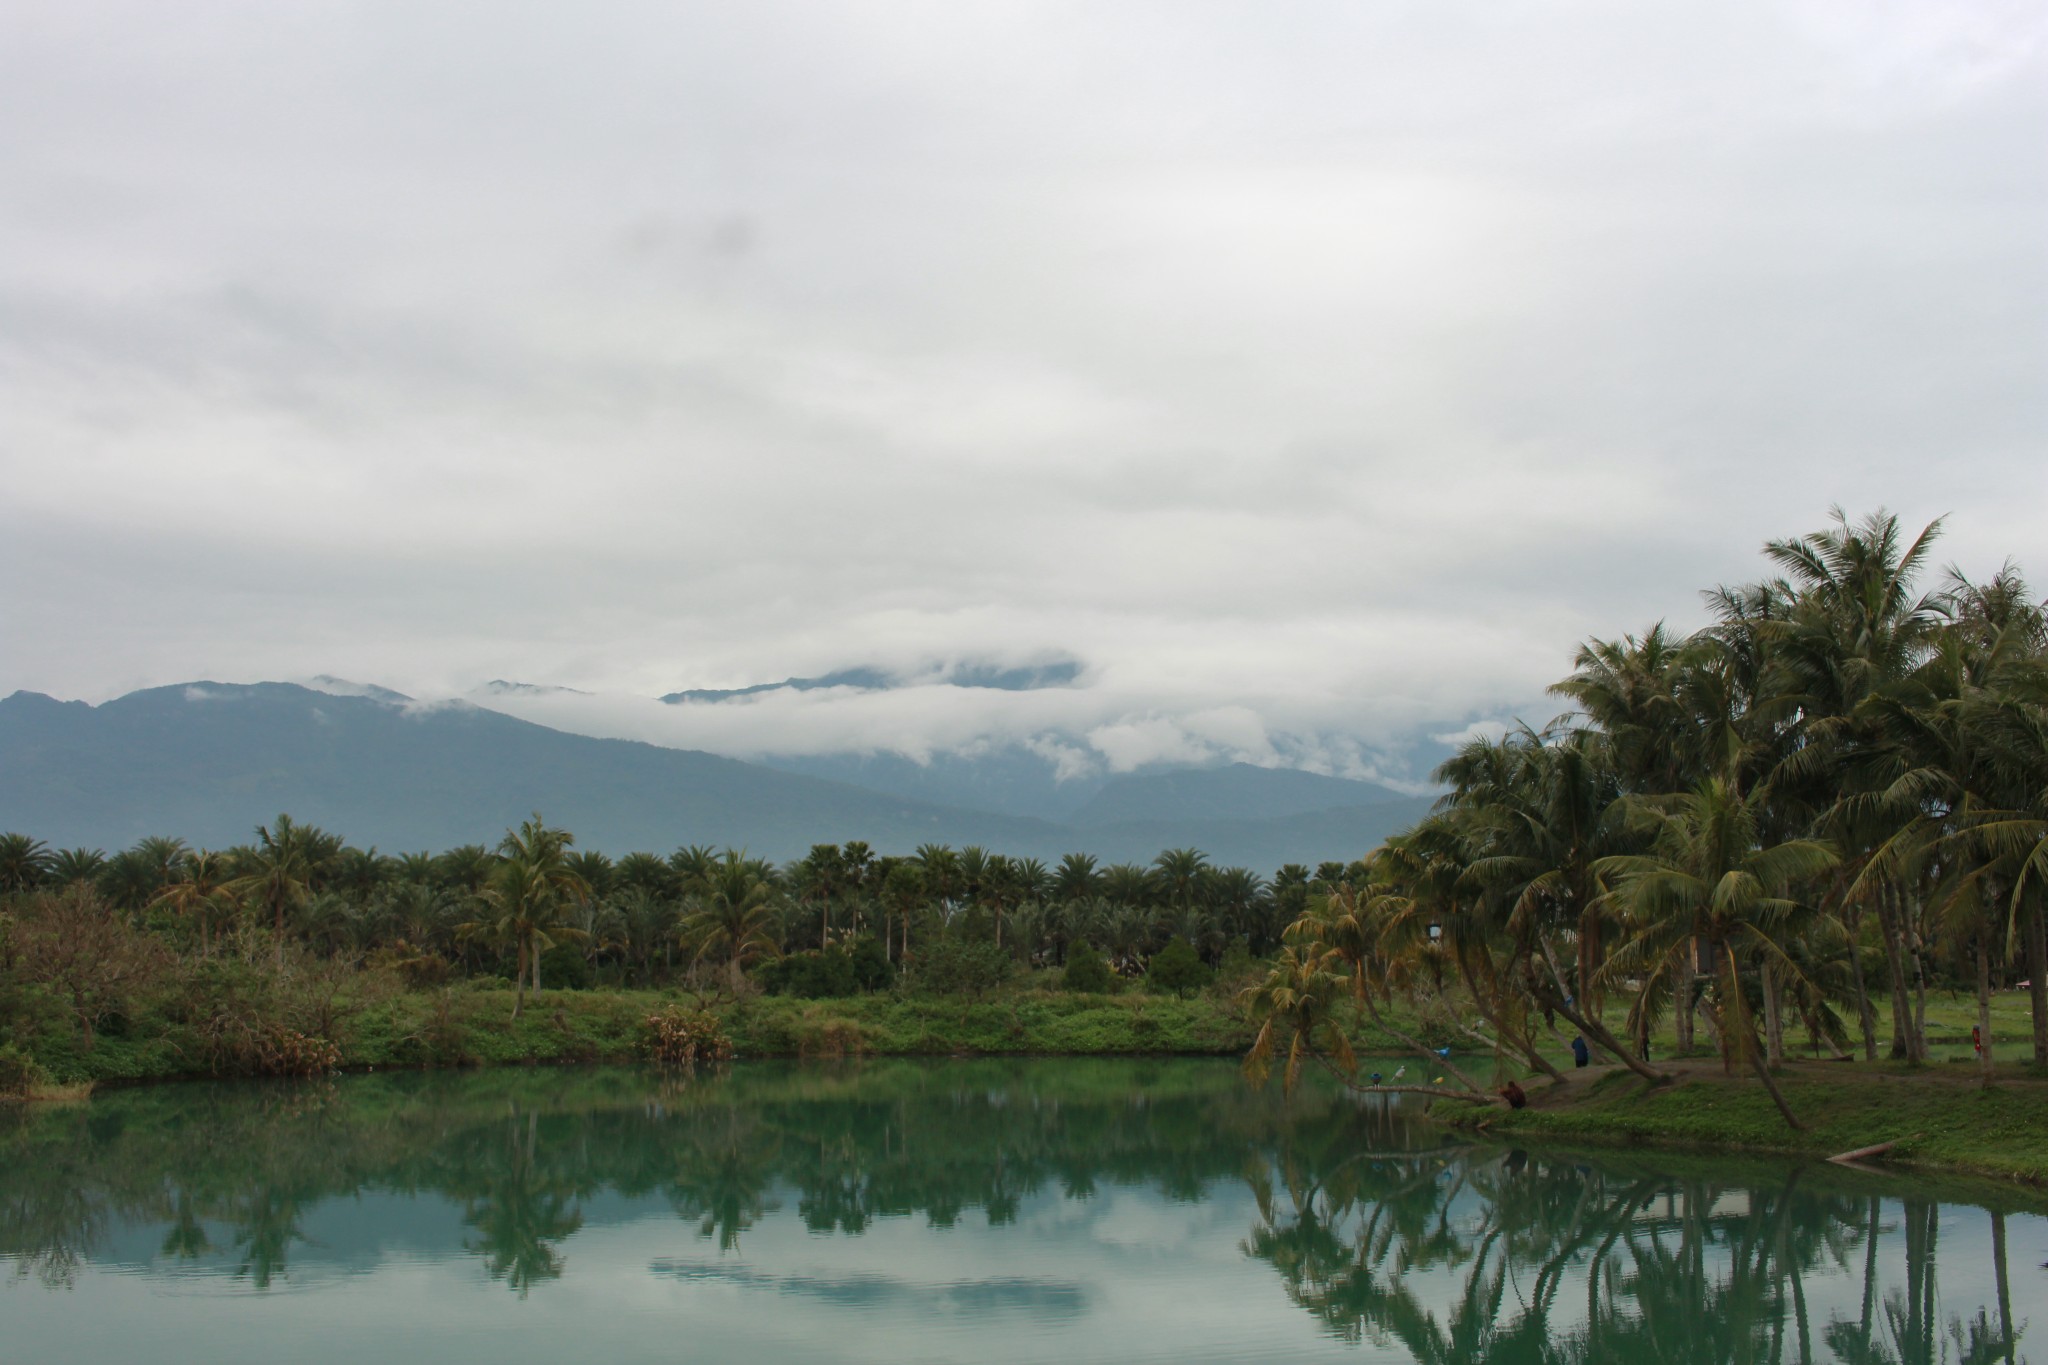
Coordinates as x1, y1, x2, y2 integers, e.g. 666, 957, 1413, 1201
0, 809, 1341, 1048
1250, 510, 2048, 1123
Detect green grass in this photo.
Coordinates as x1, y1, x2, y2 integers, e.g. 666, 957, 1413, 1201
1435, 1060, 2048, 1187
29, 983, 1260, 1086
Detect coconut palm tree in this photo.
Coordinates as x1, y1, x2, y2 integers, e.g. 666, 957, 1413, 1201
151, 848, 236, 956
682, 853, 784, 983
1598, 779, 1839, 1128
463, 815, 590, 1017
0, 833, 52, 897
230, 814, 328, 968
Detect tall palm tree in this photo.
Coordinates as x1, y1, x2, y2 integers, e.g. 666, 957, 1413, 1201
1598, 779, 1839, 1128
682, 853, 784, 982
151, 848, 236, 957
0, 833, 52, 897
464, 815, 590, 1017
230, 814, 326, 968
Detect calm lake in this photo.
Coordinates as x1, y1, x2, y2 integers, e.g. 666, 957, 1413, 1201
2, 1058, 2039, 1363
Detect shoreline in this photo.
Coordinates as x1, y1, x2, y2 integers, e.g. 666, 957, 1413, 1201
13, 992, 2048, 1194
1429, 1058, 2048, 1192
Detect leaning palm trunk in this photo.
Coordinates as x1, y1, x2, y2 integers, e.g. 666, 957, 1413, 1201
1673, 945, 1696, 1054
2028, 901, 2048, 1066
1455, 956, 1564, 1084
1723, 947, 1803, 1130
1762, 960, 1786, 1065
1846, 912, 1879, 1062
1976, 933, 1995, 1087
1353, 989, 1493, 1098
1879, 886, 1918, 1060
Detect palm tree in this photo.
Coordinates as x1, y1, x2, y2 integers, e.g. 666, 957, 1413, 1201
682, 853, 783, 983
463, 815, 590, 1017
230, 814, 327, 968
151, 848, 236, 956
1598, 779, 1839, 1128
1054, 852, 1101, 904
0, 833, 52, 897
47, 847, 106, 886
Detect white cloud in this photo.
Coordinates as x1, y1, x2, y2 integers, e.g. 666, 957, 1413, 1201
2, 2, 2042, 773
1429, 719, 1513, 749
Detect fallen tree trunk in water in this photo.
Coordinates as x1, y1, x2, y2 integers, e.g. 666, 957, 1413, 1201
1828, 1135, 1919, 1165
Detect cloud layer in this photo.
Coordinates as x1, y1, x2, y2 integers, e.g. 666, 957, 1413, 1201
4, 3, 2043, 785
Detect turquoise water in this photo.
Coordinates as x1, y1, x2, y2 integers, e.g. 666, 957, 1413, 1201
1, 1059, 2038, 1363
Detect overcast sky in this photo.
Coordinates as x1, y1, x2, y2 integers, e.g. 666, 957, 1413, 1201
4, 2, 2043, 784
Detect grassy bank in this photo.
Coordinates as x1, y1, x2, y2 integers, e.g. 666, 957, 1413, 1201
12, 983, 1264, 1088
1433, 1059, 2048, 1187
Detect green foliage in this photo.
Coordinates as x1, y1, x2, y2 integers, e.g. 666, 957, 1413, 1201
0, 1041, 48, 1096
1061, 941, 1115, 994
760, 945, 859, 999
642, 1005, 734, 1067
1145, 937, 1212, 997
1438, 1065, 2048, 1186
906, 938, 1013, 998
537, 942, 592, 991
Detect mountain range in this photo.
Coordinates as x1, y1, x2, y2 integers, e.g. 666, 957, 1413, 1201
0, 682, 1433, 871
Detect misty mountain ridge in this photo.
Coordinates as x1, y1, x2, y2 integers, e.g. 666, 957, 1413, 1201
662, 658, 1084, 704
0, 681, 1433, 869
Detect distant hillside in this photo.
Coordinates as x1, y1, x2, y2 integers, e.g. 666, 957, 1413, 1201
1069, 762, 1418, 827
762, 747, 1105, 822
0, 684, 1064, 858
0, 684, 1431, 870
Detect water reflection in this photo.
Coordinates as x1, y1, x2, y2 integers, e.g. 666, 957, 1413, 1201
0, 1061, 2034, 1364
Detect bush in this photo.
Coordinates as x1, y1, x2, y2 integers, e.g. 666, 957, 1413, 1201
1145, 938, 1212, 998
1061, 942, 1115, 994
644, 1005, 735, 1066
1215, 941, 1256, 989
848, 936, 895, 992
538, 942, 592, 991
153, 952, 354, 1077
0, 1041, 48, 1096
763, 946, 860, 999
906, 938, 1013, 998
794, 1012, 871, 1059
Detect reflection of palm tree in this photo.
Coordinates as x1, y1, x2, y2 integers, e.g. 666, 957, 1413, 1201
664, 1110, 782, 1252
459, 1110, 585, 1297
1240, 1137, 1986, 1365
229, 1184, 307, 1289
159, 1190, 215, 1260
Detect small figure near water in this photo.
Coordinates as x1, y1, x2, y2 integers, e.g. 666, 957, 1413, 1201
1571, 1035, 1590, 1068
1499, 1081, 1528, 1110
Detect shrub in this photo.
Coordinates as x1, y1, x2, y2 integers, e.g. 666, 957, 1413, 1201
795, 1012, 871, 1059
0, 1041, 48, 1096
1145, 938, 1212, 998
766, 946, 860, 999
264, 1030, 342, 1076
848, 935, 895, 992
538, 942, 592, 991
1215, 941, 1256, 989
644, 1005, 735, 1067
906, 938, 1013, 998
1061, 942, 1115, 994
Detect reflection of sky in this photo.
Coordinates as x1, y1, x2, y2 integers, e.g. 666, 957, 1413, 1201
6, 1172, 2044, 1365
